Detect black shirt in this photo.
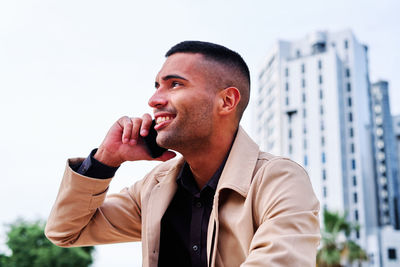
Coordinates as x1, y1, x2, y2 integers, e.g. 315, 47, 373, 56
158, 160, 225, 267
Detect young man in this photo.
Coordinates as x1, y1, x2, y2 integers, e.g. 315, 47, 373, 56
45, 41, 320, 267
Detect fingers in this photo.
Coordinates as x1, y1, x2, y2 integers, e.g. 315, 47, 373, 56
120, 116, 133, 144
140, 113, 153, 137
119, 114, 153, 145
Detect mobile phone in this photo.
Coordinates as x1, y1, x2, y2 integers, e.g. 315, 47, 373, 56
144, 120, 168, 158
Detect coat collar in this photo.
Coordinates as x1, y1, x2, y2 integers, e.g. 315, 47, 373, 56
216, 126, 260, 197
154, 126, 259, 197
154, 157, 185, 183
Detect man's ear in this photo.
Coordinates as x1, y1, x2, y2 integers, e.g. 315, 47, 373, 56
218, 87, 241, 116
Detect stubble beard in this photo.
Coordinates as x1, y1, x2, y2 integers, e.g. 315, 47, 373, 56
156, 101, 214, 153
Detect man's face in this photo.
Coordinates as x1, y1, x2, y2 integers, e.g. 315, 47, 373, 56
148, 53, 217, 151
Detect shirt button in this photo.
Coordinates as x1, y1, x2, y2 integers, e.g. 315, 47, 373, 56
196, 201, 202, 208
192, 245, 199, 251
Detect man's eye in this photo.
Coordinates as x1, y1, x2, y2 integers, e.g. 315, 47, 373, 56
171, 81, 181, 88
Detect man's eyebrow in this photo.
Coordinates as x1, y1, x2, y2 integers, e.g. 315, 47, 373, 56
155, 74, 188, 88
162, 74, 188, 81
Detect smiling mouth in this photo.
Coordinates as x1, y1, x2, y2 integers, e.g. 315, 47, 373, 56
155, 115, 174, 125
154, 114, 175, 130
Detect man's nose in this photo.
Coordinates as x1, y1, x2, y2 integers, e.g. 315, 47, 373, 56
148, 89, 168, 108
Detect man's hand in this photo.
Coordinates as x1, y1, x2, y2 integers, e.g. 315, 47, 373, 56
94, 114, 176, 167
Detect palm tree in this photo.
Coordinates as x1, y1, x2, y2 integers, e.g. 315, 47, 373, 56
317, 209, 368, 267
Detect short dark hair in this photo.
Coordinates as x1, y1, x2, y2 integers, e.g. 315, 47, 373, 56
166, 41, 250, 86
165, 41, 250, 121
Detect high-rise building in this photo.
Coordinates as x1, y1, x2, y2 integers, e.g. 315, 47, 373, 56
393, 115, 400, 172
256, 30, 383, 265
369, 82, 400, 267
370, 81, 400, 229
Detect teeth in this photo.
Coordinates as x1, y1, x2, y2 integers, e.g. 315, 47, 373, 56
156, 116, 173, 124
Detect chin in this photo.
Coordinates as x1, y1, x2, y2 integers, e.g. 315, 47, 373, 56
156, 132, 172, 148
157, 132, 183, 151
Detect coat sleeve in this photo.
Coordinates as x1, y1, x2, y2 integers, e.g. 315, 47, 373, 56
45, 158, 144, 247
242, 158, 321, 267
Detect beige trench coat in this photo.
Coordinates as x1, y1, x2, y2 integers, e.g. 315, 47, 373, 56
45, 127, 320, 267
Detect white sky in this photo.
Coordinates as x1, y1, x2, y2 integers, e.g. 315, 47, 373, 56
0, 1, 399, 266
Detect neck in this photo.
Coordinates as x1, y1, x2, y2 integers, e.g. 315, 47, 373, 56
182, 126, 237, 189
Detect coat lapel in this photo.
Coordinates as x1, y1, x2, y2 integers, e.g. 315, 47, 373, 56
146, 158, 185, 265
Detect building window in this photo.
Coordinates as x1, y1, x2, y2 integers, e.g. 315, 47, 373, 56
355, 209, 359, 221
347, 82, 351, 92
374, 105, 382, 114
349, 112, 353, 122
350, 143, 355, 153
323, 186, 327, 198
302, 79, 306, 88
352, 159, 356, 170
384, 210, 390, 217
377, 140, 384, 149
322, 169, 327, 180
319, 89, 323, 99
318, 60, 322, 70
319, 75, 323, 84
321, 136, 325, 146
301, 64, 305, 73
348, 97, 352, 107
346, 68, 351, 77
376, 116, 383, 126
285, 68, 289, 77
288, 144, 292, 154
303, 108, 307, 118
286, 97, 289, 106
321, 121, 325, 131
356, 230, 360, 239
302, 93, 306, 103
388, 248, 397, 260
303, 139, 307, 149
320, 105, 324, 115
285, 82, 289, 91
288, 129, 292, 139
350, 128, 354, 137
377, 127, 384, 138
353, 176, 357, 186
304, 155, 308, 166
296, 50, 301, 57
322, 152, 326, 163
344, 39, 349, 49
354, 192, 358, 203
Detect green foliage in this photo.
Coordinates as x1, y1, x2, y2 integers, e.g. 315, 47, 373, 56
0, 219, 95, 267
317, 209, 367, 267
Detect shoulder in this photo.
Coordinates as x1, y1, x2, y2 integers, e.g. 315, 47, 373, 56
251, 152, 317, 213
254, 151, 308, 180
246, 152, 319, 225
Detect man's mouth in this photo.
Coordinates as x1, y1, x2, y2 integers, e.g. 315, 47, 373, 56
154, 113, 176, 130
155, 115, 174, 125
